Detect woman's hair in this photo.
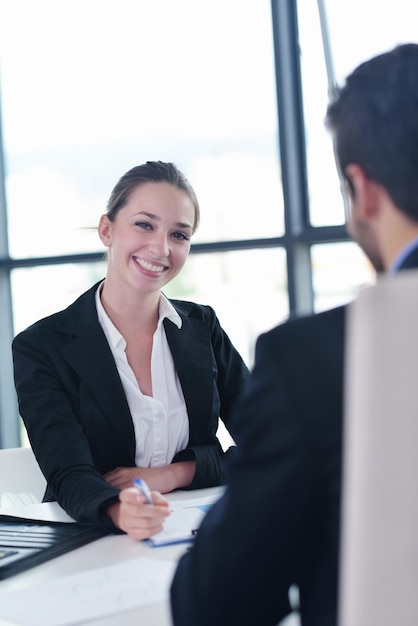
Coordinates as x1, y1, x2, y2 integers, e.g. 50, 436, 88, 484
106, 161, 200, 232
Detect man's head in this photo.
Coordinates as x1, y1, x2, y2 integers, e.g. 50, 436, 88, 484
326, 43, 418, 271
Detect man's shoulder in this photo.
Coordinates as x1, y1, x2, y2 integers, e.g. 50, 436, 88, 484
252, 305, 346, 370
262, 304, 346, 343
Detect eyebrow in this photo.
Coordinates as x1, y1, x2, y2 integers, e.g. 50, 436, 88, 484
136, 211, 193, 230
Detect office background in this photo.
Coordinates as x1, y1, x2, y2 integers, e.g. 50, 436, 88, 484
0, 0, 415, 448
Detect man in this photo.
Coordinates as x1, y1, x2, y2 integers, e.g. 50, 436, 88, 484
170, 43, 418, 626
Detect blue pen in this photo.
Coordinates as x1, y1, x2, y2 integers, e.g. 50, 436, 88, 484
133, 478, 153, 504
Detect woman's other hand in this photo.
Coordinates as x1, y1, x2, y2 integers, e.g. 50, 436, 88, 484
104, 461, 196, 493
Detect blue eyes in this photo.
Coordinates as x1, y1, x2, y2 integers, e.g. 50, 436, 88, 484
172, 232, 189, 241
134, 221, 189, 241
135, 221, 151, 230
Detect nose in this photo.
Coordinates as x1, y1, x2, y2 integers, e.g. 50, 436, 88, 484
147, 230, 170, 257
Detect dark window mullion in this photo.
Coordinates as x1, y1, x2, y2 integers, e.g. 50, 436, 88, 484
271, 0, 313, 317
0, 88, 20, 448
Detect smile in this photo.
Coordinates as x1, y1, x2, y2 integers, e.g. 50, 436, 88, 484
134, 257, 166, 273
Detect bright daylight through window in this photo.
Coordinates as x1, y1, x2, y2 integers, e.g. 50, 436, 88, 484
0, 0, 417, 446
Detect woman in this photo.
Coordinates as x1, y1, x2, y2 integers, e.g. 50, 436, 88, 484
12, 161, 249, 539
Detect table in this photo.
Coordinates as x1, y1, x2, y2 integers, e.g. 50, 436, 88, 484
0, 486, 224, 626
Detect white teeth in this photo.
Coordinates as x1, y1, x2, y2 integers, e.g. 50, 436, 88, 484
135, 258, 165, 273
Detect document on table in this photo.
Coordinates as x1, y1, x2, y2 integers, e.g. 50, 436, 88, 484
0, 501, 75, 523
0, 557, 176, 626
0, 490, 222, 542
146, 492, 220, 546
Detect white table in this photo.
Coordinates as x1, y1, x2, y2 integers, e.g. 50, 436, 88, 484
0, 487, 223, 626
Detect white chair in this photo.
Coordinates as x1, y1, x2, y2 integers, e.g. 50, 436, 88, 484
0, 446, 47, 506
339, 270, 418, 626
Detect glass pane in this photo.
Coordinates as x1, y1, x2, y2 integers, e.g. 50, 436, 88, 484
297, 0, 344, 227
324, 0, 418, 84
11, 262, 107, 335
163, 248, 289, 367
0, 0, 282, 259
312, 242, 375, 313
297, 0, 418, 228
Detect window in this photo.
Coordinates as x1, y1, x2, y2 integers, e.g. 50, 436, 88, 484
0, 0, 282, 445
297, 0, 418, 311
0, 0, 282, 357
1, 0, 417, 445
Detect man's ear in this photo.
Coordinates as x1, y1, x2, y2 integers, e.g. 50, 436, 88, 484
345, 163, 380, 219
98, 214, 112, 247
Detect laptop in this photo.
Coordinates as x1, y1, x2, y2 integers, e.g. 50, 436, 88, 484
0, 516, 109, 579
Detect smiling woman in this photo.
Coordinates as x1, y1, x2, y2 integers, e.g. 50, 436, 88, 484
98, 164, 197, 303
11, 161, 250, 541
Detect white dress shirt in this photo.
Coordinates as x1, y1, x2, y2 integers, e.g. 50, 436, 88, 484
95, 285, 189, 467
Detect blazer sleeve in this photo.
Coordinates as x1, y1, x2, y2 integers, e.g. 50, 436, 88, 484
172, 304, 250, 489
12, 326, 121, 530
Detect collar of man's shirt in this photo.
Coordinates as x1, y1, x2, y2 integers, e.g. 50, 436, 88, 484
388, 236, 418, 274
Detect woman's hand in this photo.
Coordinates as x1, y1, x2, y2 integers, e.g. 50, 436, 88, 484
106, 487, 170, 540
103, 461, 196, 493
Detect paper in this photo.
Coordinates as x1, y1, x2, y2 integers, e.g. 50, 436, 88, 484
0, 491, 40, 507
0, 557, 176, 626
146, 493, 219, 546
0, 490, 222, 536
0, 501, 75, 523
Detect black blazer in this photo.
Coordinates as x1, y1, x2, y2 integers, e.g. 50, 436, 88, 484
171, 305, 344, 626
12, 282, 249, 528
170, 251, 418, 626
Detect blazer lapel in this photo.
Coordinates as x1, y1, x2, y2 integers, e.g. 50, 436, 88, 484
164, 315, 213, 445
56, 286, 136, 460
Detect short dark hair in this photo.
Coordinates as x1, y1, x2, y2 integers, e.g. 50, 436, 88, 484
326, 43, 418, 222
106, 161, 200, 232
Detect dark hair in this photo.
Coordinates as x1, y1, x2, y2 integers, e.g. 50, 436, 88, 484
326, 43, 418, 221
106, 161, 200, 232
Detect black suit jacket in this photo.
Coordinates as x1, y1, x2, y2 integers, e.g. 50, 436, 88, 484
12, 282, 249, 528
170, 251, 418, 626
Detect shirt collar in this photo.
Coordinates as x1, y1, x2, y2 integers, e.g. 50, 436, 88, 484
95, 284, 182, 351
95, 283, 123, 350
158, 293, 182, 329
388, 236, 418, 274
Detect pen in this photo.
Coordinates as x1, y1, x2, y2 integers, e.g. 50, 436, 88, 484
133, 478, 153, 504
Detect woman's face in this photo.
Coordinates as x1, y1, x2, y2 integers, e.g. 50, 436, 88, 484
99, 182, 195, 295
